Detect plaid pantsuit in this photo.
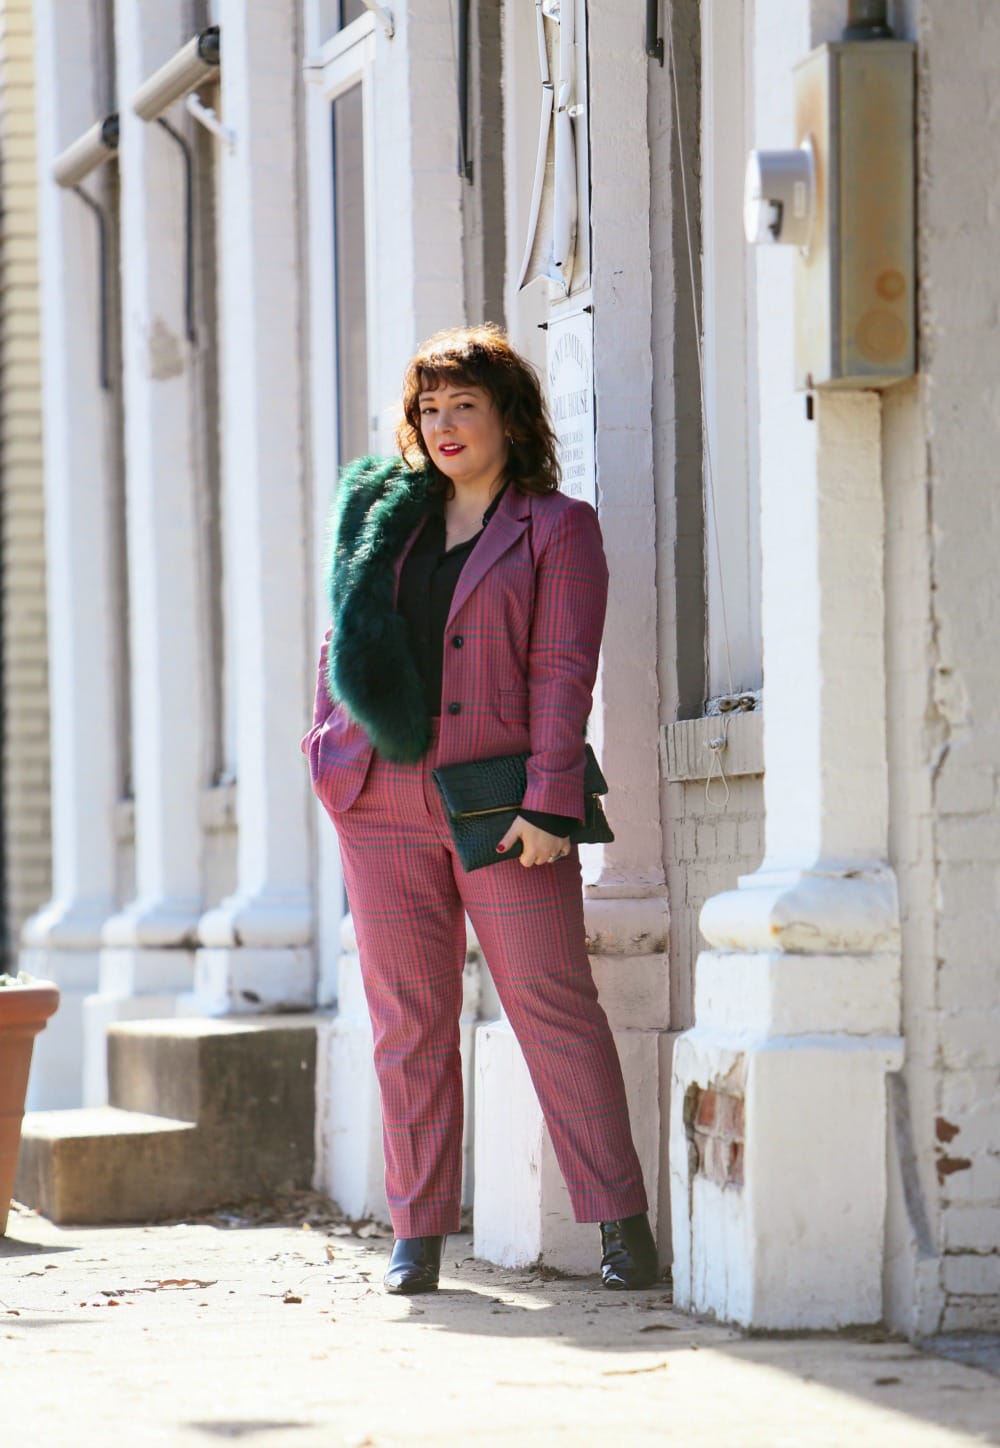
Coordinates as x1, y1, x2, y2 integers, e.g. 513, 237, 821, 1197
304, 478, 649, 1237
333, 721, 648, 1236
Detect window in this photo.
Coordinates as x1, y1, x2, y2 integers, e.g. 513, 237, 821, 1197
332, 83, 369, 465
302, 9, 377, 989
312, 0, 369, 50
303, 8, 376, 564
701, 0, 762, 699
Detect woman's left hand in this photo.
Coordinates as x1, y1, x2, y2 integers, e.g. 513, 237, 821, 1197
496, 815, 571, 868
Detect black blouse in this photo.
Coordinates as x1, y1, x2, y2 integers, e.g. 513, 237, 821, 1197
396, 484, 577, 839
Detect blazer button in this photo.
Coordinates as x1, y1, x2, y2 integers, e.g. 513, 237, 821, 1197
447, 701, 462, 716
452, 635, 464, 648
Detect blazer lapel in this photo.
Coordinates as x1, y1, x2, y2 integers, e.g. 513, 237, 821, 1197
445, 486, 531, 628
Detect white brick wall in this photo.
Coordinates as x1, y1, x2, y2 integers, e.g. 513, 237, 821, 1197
0, 0, 51, 955
666, 775, 764, 1027
883, 1, 1000, 1333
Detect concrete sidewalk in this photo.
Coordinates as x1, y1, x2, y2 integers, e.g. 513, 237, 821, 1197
2, 1198, 998, 1448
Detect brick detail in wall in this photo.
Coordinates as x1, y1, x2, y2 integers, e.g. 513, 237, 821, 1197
683, 1061, 746, 1190
0, 0, 52, 954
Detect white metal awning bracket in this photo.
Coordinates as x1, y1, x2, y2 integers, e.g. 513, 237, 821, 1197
362, 0, 394, 38
551, 0, 578, 288
517, 0, 579, 296
185, 94, 235, 151
516, 1, 552, 291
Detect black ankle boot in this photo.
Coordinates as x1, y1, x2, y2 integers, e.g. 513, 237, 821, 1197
599, 1213, 659, 1290
383, 1235, 445, 1294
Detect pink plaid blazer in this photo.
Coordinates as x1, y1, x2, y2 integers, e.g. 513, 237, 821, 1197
303, 482, 609, 820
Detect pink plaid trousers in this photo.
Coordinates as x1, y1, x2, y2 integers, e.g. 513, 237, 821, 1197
333, 720, 648, 1238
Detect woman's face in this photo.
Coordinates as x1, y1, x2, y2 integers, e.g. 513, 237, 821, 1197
418, 380, 508, 491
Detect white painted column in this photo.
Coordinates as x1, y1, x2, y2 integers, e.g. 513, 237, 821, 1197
474, 0, 669, 1272
313, 915, 387, 1220
300, 7, 349, 1016
93, 3, 206, 1098
304, 3, 471, 1215
581, 5, 671, 1260
669, 0, 903, 1329
22, 0, 121, 1108
192, 0, 314, 1014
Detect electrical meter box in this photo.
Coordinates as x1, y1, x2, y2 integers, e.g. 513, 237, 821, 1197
794, 41, 915, 390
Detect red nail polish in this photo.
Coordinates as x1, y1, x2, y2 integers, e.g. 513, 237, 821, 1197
496, 843, 506, 853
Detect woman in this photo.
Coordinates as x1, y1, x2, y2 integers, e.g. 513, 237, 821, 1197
303, 325, 657, 1294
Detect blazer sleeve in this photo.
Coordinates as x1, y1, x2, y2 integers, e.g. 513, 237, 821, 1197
521, 501, 609, 819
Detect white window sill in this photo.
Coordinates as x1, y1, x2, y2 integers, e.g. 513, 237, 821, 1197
660, 710, 764, 784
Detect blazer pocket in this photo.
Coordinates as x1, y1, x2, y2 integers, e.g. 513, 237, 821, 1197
498, 689, 529, 723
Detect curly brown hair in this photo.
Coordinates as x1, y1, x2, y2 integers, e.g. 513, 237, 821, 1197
396, 324, 560, 496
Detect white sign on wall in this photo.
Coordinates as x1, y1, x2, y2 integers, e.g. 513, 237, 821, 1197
547, 307, 596, 507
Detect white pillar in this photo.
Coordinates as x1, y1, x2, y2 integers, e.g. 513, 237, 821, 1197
304, 1, 467, 1211
313, 916, 387, 1221
22, 0, 121, 1108
302, 35, 346, 1015
669, 0, 903, 1329
94, 3, 206, 1095
473, 0, 670, 1271
192, 0, 314, 1013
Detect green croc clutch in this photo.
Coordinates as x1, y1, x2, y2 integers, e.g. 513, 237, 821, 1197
432, 745, 614, 872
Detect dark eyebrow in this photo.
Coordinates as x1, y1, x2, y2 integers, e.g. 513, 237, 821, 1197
418, 388, 477, 401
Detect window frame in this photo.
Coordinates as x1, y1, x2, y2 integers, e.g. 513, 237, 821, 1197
305, 1, 373, 56
304, 13, 377, 554
301, 9, 378, 998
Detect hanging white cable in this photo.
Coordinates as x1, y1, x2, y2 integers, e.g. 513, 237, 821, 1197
665, 6, 736, 703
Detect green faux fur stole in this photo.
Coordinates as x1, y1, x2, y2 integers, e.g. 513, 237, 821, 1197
325, 455, 434, 762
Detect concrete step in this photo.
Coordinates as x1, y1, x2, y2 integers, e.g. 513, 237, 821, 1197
16, 1016, 318, 1225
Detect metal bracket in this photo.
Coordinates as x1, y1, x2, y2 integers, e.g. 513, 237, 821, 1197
362, 0, 394, 38
156, 117, 197, 345
645, 0, 664, 66
71, 187, 110, 391
185, 93, 235, 152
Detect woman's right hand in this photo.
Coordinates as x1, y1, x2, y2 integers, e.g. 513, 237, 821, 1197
496, 815, 570, 868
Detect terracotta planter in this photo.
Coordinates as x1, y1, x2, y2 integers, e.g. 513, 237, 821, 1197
0, 981, 59, 1234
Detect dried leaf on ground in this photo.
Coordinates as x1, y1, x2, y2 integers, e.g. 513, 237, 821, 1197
149, 1279, 218, 1290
